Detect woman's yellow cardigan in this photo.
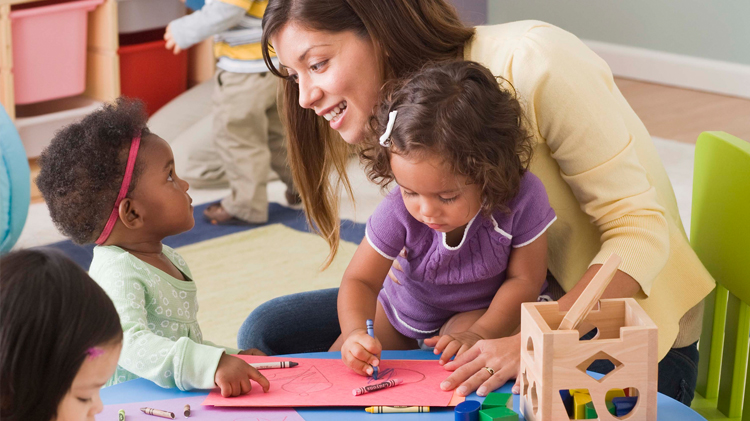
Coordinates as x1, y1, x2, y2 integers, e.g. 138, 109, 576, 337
466, 21, 714, 359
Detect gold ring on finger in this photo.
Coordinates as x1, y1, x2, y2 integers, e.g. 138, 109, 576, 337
483, 367, 495, 376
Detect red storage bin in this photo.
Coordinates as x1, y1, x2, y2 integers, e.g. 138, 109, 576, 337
118, 39, 187, 115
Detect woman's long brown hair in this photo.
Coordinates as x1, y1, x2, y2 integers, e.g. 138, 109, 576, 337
262, 0, 475, 267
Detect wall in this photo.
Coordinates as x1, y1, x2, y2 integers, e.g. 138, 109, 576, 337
486, 0, 750, 98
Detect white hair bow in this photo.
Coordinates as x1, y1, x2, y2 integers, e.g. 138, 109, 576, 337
379, 111, 398, 147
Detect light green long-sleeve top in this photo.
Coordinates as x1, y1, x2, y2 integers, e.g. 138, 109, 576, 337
89, 245, 240, 390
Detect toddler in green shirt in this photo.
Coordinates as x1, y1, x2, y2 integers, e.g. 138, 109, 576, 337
36, 98, 269, 397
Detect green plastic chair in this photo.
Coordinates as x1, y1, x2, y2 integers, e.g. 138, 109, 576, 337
690, 132, 750, 420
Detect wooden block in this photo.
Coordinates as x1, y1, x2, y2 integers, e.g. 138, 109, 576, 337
479, 407, 518, 421
584, 401, 597, 419
558, 254, 621, 331
612, 396, 638, 416
573, 392, 592, 420
481, 392, 512, 410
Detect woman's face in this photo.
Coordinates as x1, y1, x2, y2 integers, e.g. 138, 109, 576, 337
272, 23, 383, 144
54, 341, 122, 421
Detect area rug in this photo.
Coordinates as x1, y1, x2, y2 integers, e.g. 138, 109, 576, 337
48, 202, 365, 347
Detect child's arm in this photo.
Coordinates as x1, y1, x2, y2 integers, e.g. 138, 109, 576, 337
430, 233, 549, 364
337, 240, 395, 375
106, 280, 267, 394
165, 0, 247, 53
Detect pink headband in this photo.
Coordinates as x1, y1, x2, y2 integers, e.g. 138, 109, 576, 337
95, 136, 141, 245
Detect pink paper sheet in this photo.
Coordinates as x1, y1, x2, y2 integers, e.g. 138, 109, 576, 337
97, 395, 303, 420
203, 356, 459, 407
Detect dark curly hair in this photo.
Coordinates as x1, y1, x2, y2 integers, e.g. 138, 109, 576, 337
360, 60, 533, 215
36, 97, 149, 244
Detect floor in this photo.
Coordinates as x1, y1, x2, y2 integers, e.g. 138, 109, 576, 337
613, 77, 750, 143
21, 77, 750, 249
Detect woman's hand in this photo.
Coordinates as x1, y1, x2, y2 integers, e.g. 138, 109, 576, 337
439, 334, 521, 397
424, 331, 483, 365
341, 328, 382, 376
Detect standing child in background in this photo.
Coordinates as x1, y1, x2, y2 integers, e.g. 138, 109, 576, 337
35, 98, 270, 397
334, 61, 557, 376
0, 249, 122, 421
164, 0, 299, 225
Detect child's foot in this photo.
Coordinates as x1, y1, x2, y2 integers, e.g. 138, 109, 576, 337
203, 203, 258, 225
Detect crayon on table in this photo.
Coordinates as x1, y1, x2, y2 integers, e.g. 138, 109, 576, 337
353, 378, 403, 395
118, 409, 125, 421
248, 361, 299, 370
366, 319, 378, 380
365, 406, 430, 413
184, 404, 190, 417
140, 407, 175, 419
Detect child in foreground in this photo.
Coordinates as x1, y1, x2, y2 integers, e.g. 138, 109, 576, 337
0, 249, 122, 421
36, 98, 269, 397
334, 61, 556, 378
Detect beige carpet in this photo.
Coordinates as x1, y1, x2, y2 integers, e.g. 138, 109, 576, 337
176, 223, 358, 349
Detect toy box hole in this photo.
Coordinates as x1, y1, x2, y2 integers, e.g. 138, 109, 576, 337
576, 351, 623, 383
526, 336, 535, 360
530, 380, 539, 417
559, 388, 597, 419
606, 388, 639, 419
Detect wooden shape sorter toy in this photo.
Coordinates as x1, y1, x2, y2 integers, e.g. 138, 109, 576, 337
518, 254, 658, 420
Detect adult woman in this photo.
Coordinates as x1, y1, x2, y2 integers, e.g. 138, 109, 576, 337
238, 0, 714, 405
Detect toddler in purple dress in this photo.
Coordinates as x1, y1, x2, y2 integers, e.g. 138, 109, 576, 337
333, 61, 556, 376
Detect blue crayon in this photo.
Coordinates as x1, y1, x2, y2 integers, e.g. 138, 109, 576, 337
366, 319, 378, 380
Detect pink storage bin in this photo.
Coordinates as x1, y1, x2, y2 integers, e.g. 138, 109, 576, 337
10, 0, 104, 105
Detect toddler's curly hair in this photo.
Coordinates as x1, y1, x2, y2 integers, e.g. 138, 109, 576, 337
36, 97, 149, 244
360, 60, 533, 215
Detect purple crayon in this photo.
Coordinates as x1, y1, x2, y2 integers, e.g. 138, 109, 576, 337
353, 378, 403, 396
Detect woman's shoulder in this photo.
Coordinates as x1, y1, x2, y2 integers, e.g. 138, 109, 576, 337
470, 20, 579, 52
468, 21, 602, 81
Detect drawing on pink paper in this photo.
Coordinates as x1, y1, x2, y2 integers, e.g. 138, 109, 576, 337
367, 367, 425, 384
281, 366, 332, 395
202, 356, 460, 407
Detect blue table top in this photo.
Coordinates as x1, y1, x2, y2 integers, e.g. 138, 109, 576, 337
100, 350, 706, 420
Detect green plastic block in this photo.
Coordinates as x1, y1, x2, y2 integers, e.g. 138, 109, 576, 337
584, 401, 598, 419
606, 400, 616, 415
479, 406, 519, 421
573, 392, 592, 419
481, 392, 513, 410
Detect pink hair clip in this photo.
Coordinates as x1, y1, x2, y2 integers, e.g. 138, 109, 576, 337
86, 347, 104, 359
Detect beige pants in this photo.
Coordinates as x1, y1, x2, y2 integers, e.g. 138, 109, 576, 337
149, 71, 294, 223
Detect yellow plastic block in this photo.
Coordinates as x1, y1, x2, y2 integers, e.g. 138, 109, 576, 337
605, 389, 625, 402
573, 392, 592, 420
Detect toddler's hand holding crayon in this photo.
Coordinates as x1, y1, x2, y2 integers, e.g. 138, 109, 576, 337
341, 328, 382, 377
214, 353, 270, 397
425, 331, 484, 365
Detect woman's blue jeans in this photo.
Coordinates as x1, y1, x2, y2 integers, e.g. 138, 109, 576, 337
238, 288, 699, 406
